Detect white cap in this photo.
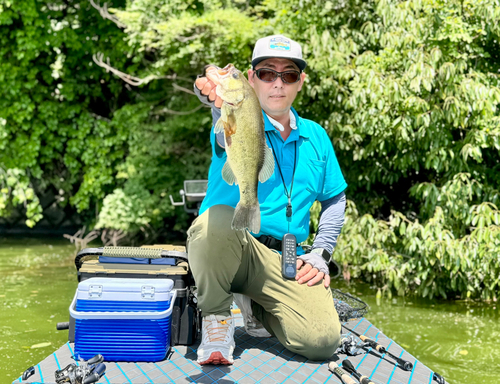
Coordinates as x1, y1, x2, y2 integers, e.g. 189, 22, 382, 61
251, 35, 307, 71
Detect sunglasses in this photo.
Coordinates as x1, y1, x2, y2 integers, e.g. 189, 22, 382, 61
254, 68, 301, 84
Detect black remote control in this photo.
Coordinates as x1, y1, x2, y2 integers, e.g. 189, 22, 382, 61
281, 233, 297, 279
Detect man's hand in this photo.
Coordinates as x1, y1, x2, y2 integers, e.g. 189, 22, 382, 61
295, 259, 331, 288
195, 76, 223, 108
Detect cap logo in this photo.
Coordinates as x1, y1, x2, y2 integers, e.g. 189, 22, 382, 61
269, 37, 291, 51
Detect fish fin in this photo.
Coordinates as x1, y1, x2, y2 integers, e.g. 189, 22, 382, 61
214, 117, 225, 134
215, 109, 236, 135
222, 161, 237, 185
225, 124, 237, 137
259, 146, 275, 183
232, 202, 260, 234
224, 111, 237, 136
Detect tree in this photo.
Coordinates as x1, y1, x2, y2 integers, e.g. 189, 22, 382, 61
0, 0, 212, 235
0, 0, 132, 226
275, 0, 500, 300
3, 0, 499, 299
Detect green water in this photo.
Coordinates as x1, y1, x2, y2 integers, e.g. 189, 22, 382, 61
1, 237, 499, 383
0, 237, 78, 383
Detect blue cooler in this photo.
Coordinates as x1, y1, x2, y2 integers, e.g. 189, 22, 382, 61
70, 277, 176, 362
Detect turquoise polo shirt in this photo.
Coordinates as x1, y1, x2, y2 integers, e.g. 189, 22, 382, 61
199, 107, 347, 247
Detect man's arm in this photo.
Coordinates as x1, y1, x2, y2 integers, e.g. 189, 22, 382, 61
311, 191, 346, 255
296, 192, 346, 287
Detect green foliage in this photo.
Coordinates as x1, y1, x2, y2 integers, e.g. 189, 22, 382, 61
112, 0, 264, 72
0, 0, 134, 225
0, 0, 213, 231
291, 0, 500, 299
334, 192, 500, 301
3, 0, 500, 299
95, 101, 213, 233
0, 167, 42, 227
95, 188, 153, 232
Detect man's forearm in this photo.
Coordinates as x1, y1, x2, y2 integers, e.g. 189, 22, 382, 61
298, 192, 346, 275
312, 191, 346, 256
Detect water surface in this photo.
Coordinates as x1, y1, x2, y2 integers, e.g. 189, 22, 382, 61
1, 237, 498, 383
336, 281, 499, 383
0, 237, 77, 383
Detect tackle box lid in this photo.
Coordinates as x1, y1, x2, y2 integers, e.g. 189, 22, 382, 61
75, 245, 188, 272
77, 277, 174, 294
142, 244, 186, 252
79, 259, 189, 275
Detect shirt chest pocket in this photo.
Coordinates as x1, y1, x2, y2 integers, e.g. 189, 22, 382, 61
304, 159, 326, 195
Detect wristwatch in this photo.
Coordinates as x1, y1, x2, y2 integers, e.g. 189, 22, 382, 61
310, 248, 331, 263
311, 248, 341, 278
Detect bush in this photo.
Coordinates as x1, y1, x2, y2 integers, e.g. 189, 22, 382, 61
296, 0, 500, 299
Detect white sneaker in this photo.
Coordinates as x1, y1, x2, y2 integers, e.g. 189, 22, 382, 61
233, 293, 272, 338
197, 314, 235, 365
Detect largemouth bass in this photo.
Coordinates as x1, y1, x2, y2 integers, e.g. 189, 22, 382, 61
205, 64, 275, 233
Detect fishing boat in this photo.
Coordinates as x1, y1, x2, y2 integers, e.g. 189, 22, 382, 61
13, 315, 446, 383
13, 181, 447, 384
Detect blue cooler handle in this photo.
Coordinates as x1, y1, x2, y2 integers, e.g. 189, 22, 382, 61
69, 290, 178, 320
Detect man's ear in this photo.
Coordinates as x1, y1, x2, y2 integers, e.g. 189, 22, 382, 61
297, 72, 307, 92
248, 68, 255, 88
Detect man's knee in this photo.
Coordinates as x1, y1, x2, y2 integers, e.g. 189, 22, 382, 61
285, 318, 341, 361
300, 330, 341, 360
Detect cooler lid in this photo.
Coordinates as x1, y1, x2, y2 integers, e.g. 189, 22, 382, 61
78, 277, 174, 293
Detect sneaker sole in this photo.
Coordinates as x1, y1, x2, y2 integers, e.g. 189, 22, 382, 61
199, 351, 233, 365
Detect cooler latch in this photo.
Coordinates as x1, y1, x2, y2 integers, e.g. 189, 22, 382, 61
141, 286, 155, 299
88, 285, 103, 298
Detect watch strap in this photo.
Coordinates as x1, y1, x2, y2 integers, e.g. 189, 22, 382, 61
311, 248, 331, 263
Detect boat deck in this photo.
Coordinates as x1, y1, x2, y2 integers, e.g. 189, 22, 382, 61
14, 314, 444, 384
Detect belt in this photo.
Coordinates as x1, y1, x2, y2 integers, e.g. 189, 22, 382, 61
256, 235, 298, 252
255, 235, 282, 251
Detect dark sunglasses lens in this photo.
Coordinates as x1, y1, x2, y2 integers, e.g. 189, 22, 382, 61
282, 71, 300, 83
257, 69, 278, 82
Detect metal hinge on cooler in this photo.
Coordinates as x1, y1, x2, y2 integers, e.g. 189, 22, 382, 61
88, 285, 103, 298
141, 286, 155, 299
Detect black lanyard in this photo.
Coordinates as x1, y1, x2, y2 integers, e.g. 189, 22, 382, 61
265, 131, 297, 224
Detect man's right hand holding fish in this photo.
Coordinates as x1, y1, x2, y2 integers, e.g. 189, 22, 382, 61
187, 35, 348, 366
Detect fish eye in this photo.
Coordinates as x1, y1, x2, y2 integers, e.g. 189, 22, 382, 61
232, 73, 238, 79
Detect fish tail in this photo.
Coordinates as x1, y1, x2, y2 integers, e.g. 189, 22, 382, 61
232, 202, 260, 234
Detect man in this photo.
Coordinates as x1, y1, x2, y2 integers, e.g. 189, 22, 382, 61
188, 35, 347, 365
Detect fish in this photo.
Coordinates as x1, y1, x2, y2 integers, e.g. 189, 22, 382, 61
205, 64, 275, 233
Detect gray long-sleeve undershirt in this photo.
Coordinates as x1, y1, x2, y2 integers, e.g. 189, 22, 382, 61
312, 192, 346, 255
194, 84, 346, 258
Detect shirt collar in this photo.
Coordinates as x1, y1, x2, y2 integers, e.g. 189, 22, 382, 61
265, 110, 297, 132
263, 107, 310, 139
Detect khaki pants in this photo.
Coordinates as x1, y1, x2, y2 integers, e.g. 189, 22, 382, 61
186, 205, 341, 360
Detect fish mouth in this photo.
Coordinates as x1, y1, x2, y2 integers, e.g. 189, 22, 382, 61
204, 64, 236, 84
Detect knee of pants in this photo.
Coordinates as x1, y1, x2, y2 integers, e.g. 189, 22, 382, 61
284, 320, 341, 361
299, 330, 341, 361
